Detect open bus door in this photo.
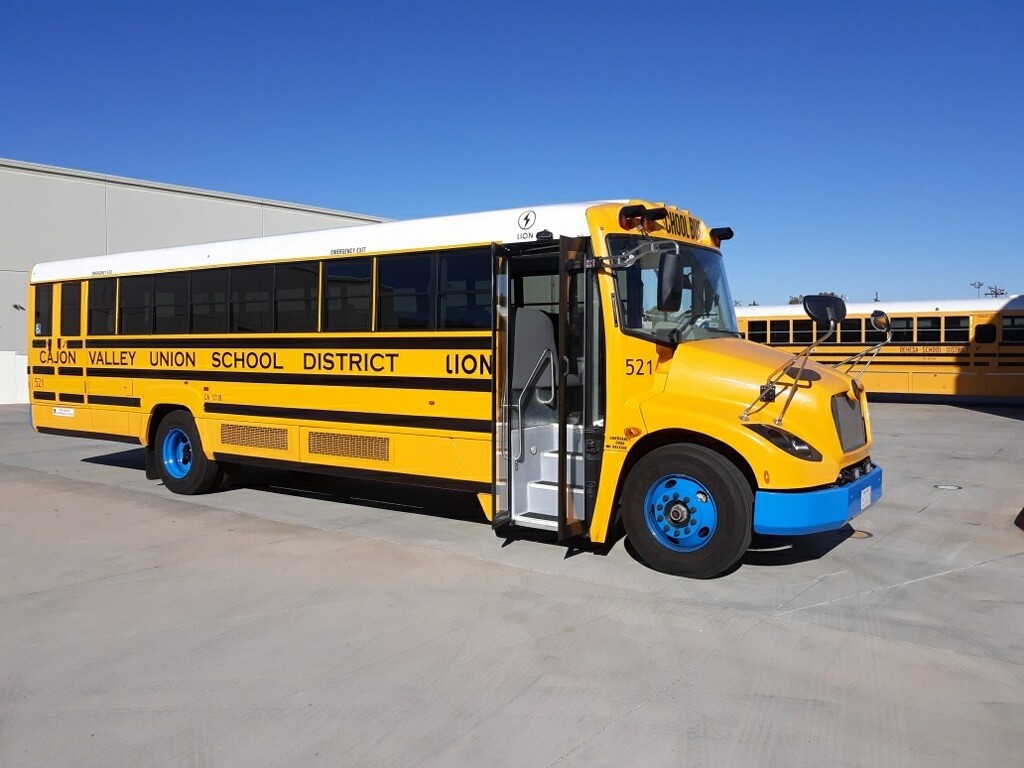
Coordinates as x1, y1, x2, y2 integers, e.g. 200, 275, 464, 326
556, 236, 588, 540
491, 244, 512, 528
492, 237, 603, 541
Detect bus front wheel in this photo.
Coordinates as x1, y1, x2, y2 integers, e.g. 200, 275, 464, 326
154, 410, 223, 495
622, 444, 752, 578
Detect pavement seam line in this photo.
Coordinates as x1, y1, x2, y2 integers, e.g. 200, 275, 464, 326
772, 550, 1024, 617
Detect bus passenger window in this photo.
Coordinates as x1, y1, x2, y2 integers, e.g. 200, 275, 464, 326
792, 319, 813, 344
34, 284, 53, 336
230, 265, 273, 333
154, 274, 189, 334
975, 324, 996, 344
439, 249, 490, 329
840, 319, 862, 344
119, 276, 154, 335
275, 261, 319, 333
88, 278, 116, 335
917, 317, 940, 343
1003, 316, 1024, 343
323, 258, 371, 332
865, 322, 887, 343
191, 269, 230, 334
890, 317, 913, 343
746, 320, 767, 343
60, 281, 81, 336
814, 320, 837, 343
769, 320, 789, 344
944, 316, 970, 343
378, 254, 432, 330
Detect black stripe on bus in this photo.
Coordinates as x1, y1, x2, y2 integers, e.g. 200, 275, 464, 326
774, 347, 1024, 360
59, 367, 84, 377
89, 395, 141, 407
767, 346, 970, 355
84, 335, 492, 350
59, 393, 85, 403
212, 452, 491, 495
204, 402, 491, 434
86, 367, 490, 392
66, 340, 84, 349
810, 359, 974, 368
37, 426, 141, 445
31, 340, 47, 349
32, 366, 55, 375
32, 391, 56, 401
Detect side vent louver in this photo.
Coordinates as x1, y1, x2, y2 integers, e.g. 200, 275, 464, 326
309, 432, 390, 462
221, 423, 288, 451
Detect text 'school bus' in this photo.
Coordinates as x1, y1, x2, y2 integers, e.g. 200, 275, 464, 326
736, 297, 1024, 402
28, 200, 884, 578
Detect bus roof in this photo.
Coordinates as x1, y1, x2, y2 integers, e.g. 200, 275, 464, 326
31, 201, 627, 283
735, 296, 1024, 318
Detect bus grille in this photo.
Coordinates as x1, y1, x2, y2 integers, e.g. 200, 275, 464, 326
831, 394, 867, 452
220, 423, 289, 451
308, 432, 390, 462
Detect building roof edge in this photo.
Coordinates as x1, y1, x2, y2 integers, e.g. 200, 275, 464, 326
0, 157, 388, 222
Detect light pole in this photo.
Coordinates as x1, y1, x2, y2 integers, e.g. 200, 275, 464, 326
970, 281, 984, 298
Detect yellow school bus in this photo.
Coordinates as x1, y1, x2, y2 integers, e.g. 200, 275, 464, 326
736, 297, 1024, 400
27, 200, 883, 578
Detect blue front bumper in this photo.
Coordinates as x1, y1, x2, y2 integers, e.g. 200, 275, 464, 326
753, 465, 883, 536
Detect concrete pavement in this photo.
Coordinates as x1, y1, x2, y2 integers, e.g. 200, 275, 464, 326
1, 402, 1022, 767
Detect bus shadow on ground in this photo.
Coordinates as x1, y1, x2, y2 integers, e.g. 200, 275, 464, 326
224, 465, 487, 523
618, 525, 856, 577
81, 448, 486, 522
742, 526, 858, 567
81, 449, 862, 568
952, 404, 1024, 422
82, 447, 146, 470
871, 395, 1024, 422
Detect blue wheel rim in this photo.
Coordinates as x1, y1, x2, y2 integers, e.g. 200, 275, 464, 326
643, 474, 718, 552
162, 427, 193, 480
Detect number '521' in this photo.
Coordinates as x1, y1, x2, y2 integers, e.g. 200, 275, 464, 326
625, 359, 653, 375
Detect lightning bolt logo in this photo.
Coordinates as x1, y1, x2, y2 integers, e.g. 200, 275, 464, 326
518, 210, 536, 230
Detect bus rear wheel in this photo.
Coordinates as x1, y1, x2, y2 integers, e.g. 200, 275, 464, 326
154, 410, 223, 495
622, 444, 752, 579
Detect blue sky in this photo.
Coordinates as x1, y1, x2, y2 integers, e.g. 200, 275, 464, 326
1, 0, 1021, 305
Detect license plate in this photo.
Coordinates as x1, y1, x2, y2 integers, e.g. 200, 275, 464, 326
860, 486, 872, 510
52, 407, 75, 418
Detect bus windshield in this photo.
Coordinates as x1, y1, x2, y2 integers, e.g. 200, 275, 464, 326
609, 235, 738, 344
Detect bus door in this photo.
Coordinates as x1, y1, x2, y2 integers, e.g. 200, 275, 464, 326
492, 238, 604, 540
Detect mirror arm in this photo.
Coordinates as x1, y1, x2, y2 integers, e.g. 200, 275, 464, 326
598, 240, 680, 270
834, 327, 893, 380
740, 321, 837, 423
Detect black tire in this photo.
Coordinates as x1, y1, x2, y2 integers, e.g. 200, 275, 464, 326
153, 410, 223, 495
621, 444, 752, 578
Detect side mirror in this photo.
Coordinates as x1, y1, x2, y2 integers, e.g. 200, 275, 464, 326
657, 250, 683, 312
803, 294, 846, 326
869, 309, 890, 333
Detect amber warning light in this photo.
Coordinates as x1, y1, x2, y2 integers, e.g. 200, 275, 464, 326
618, 205, 668, 232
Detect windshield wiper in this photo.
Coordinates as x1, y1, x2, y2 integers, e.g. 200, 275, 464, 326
667, 319, 692, 343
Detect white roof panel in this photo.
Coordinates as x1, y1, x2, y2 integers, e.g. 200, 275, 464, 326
735, 296, 1024, 318
32, 201, 622, 282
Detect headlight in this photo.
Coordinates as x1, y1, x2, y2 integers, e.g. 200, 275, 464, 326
745, 424, 823, 462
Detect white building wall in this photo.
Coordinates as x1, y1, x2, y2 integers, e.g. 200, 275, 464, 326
1, 158, 384, 404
